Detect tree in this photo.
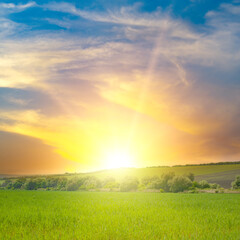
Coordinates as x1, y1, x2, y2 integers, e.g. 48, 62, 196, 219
25, 180, 38, 190
199, 180, 210, 189
161, 172, 175, 191
57, 177, 68, 190
1, 179, 13, 189
231, 175, 240, 189
13, 178, 26, 189
66, 177, 85, 191
120, 177, 139, 192
168, 176, 192, 192
185, 173, 195, 182
145, 177, 163, 190
210, 183, 220, 189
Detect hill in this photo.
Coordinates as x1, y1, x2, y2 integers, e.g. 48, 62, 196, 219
2, 162, 240, 188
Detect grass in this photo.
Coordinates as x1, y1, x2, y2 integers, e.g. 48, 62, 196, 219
0, 191, 240, 239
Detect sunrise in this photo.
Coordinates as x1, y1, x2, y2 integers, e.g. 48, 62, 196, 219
0, 0, 240, 239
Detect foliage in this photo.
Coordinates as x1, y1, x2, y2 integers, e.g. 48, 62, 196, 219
120, 177, 139, 192
0, 171, 228, 193
66, 178, 82, 191
185, 172, 195, 181
168, 176, 192, 192
199, 180, 210, 189
210, 183, 220, 189
160, 172, 175, 191
25, 180, 38, 190
231, 175, 240, 189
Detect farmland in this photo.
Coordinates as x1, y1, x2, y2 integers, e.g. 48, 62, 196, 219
0, 191, 239, 240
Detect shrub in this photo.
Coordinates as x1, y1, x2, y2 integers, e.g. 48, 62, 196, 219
210, 183, 220, 189
199, 180, 210, 189
146, 177, 163, 190
84, 177, 102, 189
231, 175, 240, 189
138, 183, 146, 191
192, 181, 200, 188
25, 180, 38, 190
104, 181, 119, 189
66, 181, 79, 191
13, 178, 26, 189
57, 177, 68, 190
120, 177, 139, 192
2, 179, 13, 189
141, 176, 159, 186
185, 173, 195, 182
160, 172, 175, 191
168, 176, 192, 192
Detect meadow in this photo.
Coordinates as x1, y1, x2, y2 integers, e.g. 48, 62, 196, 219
0, 191, 240, 240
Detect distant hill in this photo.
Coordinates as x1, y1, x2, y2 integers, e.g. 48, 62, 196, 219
72, 163, 240, 188
1, 161, 240, 188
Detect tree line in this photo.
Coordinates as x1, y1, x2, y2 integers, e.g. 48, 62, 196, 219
1, 173, 240, 192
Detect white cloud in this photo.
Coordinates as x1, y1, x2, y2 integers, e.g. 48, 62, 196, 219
0, 1, 36, 15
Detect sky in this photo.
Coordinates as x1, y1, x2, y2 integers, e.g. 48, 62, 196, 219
0, 0, 240, 174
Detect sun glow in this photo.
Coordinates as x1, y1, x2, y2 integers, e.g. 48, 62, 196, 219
104, 148, 134, 169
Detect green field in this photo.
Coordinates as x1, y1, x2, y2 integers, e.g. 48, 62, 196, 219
0, 191, 240, 239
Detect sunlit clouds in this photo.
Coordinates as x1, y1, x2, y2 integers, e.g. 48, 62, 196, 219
1, 1, 240, 174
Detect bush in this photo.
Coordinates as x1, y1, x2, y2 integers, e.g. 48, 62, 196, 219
25, 180, 38, 190
199, 180, 210, 189
104, 181, 119, 189
66, 181, 79, 191
168, 176, 192, 192
84, 177, 102, 189
192, 181, 200, 188
66, 178, 80, 191
57, 177, 68, 190
160, 172, 175, 191
231, 175, 240, 189
141, 176, 159, 186
2, 179, 13, 189
13, 178, 26, 189
210, 183, 220, 189
120, 177, 139, 192
185, 173, 195, 182
146, 177, 163, 190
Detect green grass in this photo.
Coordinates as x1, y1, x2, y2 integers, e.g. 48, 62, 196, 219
0, 191, 240, 239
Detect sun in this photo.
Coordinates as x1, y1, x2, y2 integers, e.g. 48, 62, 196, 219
104, 148, 134, 169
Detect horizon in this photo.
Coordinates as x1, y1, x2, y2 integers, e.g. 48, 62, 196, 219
1, 0, 240, 174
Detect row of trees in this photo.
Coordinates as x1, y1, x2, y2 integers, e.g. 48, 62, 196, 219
1, 172, 233, 192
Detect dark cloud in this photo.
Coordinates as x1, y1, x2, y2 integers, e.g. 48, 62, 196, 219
0, 131, 77, 174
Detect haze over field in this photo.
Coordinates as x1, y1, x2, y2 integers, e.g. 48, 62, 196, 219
1, 0, 240, 174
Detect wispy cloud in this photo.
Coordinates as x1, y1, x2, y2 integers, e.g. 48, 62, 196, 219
1, 1, 240, 171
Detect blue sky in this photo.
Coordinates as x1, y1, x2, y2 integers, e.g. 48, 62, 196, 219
1, 0, 240, 174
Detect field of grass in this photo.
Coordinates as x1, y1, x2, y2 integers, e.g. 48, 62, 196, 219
0, 191, 239, 239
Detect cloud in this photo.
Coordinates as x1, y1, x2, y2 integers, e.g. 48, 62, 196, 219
0, 2, 36, 14
0, 1, 36, 37
1, 1, 240, 171
0, 131, 80, 174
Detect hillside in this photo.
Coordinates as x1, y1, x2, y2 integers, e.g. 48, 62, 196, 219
69, 163, 240, 188
2, 162, 240, 188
